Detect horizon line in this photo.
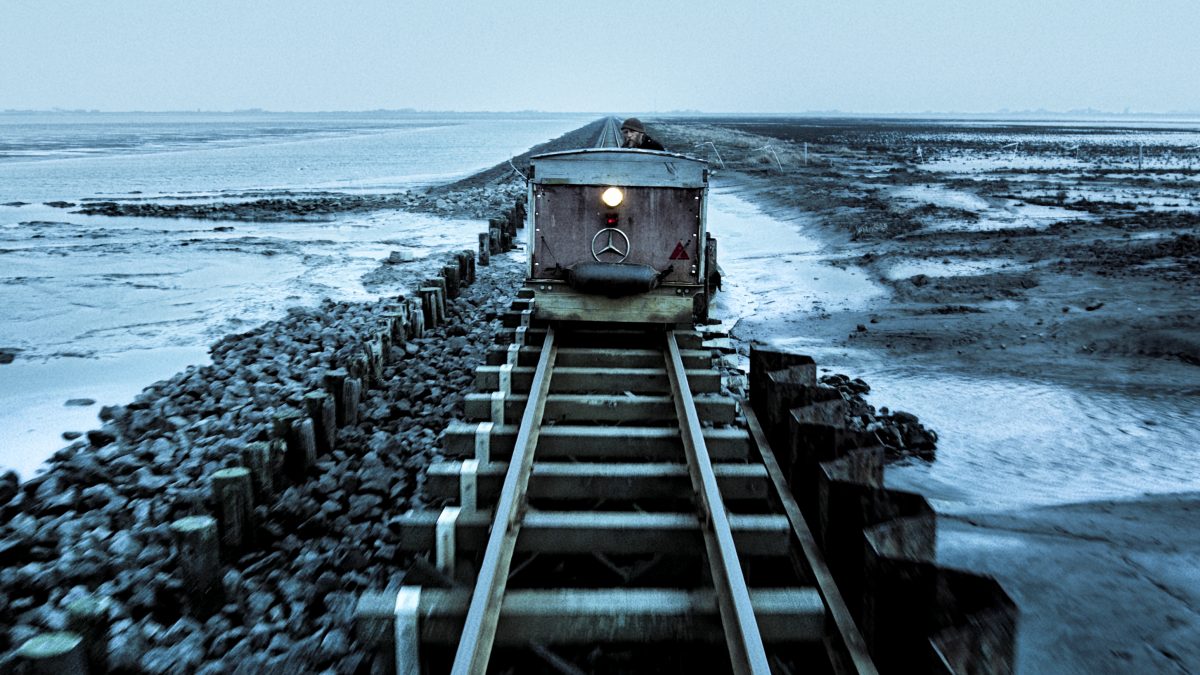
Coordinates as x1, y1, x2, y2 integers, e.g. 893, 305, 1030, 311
4, 107, 1200, 119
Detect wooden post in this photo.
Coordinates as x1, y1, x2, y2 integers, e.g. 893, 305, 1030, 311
478, 232, 491, 266
442, 264, 461, 299
364, 338, 384, 383
240, 441, 274, 500
488, 218, 502, 252
378, 328, 392, 364
292, 418, 318, 478
514, 200, 526, 229
323, 368, 349, 426
382, 311, 406, 342
489, 224, 502, 255
418, 289, 439, 329
346, 352, 368, 386
304, 391, 336, 454
169, 516, 222, 614
408, 298, 425, 338
273, 408, 315, 479
212, 467, 255, 553
424, 277, 448, 321
344, 378, 361, 427
458, 251, 473, 285
16, 633, 88, 675
65, 595, 110, 674
271, 407, 302, 441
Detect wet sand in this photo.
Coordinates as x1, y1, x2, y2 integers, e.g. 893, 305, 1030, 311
654, 117, 1200, 674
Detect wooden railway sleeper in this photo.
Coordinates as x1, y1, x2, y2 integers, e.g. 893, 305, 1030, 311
359, 327, 880, 674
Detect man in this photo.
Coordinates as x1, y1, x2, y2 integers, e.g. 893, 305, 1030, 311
620, 118, 665, 151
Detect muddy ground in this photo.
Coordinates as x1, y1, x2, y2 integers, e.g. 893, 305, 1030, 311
651, 117, 1200, 674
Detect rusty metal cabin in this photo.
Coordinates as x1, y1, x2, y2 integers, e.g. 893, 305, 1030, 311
525, 148, 710, 324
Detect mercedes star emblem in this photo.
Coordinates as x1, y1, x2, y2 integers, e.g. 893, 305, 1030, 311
590, 227, 630, 263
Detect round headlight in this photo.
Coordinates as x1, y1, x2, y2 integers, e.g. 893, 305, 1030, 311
601, 186, 624, 208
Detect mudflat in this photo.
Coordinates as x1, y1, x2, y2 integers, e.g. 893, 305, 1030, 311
653, 117, 1200, 674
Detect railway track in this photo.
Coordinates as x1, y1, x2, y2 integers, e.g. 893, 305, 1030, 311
595, 116, 623, 148
358, 312, 877, 674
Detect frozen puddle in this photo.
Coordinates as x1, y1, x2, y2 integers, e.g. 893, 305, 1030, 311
706, 188, 884, 324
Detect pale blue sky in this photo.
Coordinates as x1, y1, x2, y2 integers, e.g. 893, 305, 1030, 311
2, 0, 1197, 113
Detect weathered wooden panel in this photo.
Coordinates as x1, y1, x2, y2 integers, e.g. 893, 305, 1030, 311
529, 284, 698, 323
441, 423, 752, 461
357, 588, 824, 646
532, 149, 708, 188
531, 184, 703, 284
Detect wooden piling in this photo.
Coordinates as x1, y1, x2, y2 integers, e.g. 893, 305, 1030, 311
418, 289, 439, 329
344, 378, 362, 427
169, 515, 222, 614
408, 297, 426, 338
513, 200, 526, 229
442, 264, 461, 299
323, 368, 349, 426
304, 391, 337, 454
348, 353, 370, 386
378, 328, 392, 364
489, 225, 502, 255
240, 441, 274, 500
457, 251, 472, 285
382, 310, 407, 343
424, 277, 448, 320
292, 418, 318, 478
211, 467, 255, 552
65, 595, 110, 674
273, 408, 316, 479
478, 232, 491, 266
364, 338, 384, 384
16, 633, 88, 675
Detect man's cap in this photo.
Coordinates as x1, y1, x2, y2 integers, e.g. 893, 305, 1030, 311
621, 117, 645, 133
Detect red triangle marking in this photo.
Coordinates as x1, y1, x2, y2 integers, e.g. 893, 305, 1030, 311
669, 242, 690, 260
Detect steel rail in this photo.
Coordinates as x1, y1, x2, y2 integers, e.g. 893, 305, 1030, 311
451, 327, 558, 675
664, 332, 771, 675
741, 401, 879, 675
596, 116, 622, 148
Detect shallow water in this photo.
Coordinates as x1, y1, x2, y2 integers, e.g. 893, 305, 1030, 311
0, 112, 589, 202
706, 187, 884, 324
863, 367, 1200, 511
881, 257, 1030, 280
0, 113, 587, 478
0, 207, 488, 478
707, 190, 1200, 512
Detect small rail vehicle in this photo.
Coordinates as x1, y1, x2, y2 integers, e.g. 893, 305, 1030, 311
522, 147, 719, 325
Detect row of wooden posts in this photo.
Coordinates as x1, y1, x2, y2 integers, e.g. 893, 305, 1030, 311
750, 345, 1018, 675
11, 242, 495, 674
477, 199, 524, 266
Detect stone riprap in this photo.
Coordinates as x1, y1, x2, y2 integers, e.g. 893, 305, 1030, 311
0, 248, 525, 674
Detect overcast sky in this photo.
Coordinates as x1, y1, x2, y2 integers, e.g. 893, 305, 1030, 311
2, 0, 1197, 113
